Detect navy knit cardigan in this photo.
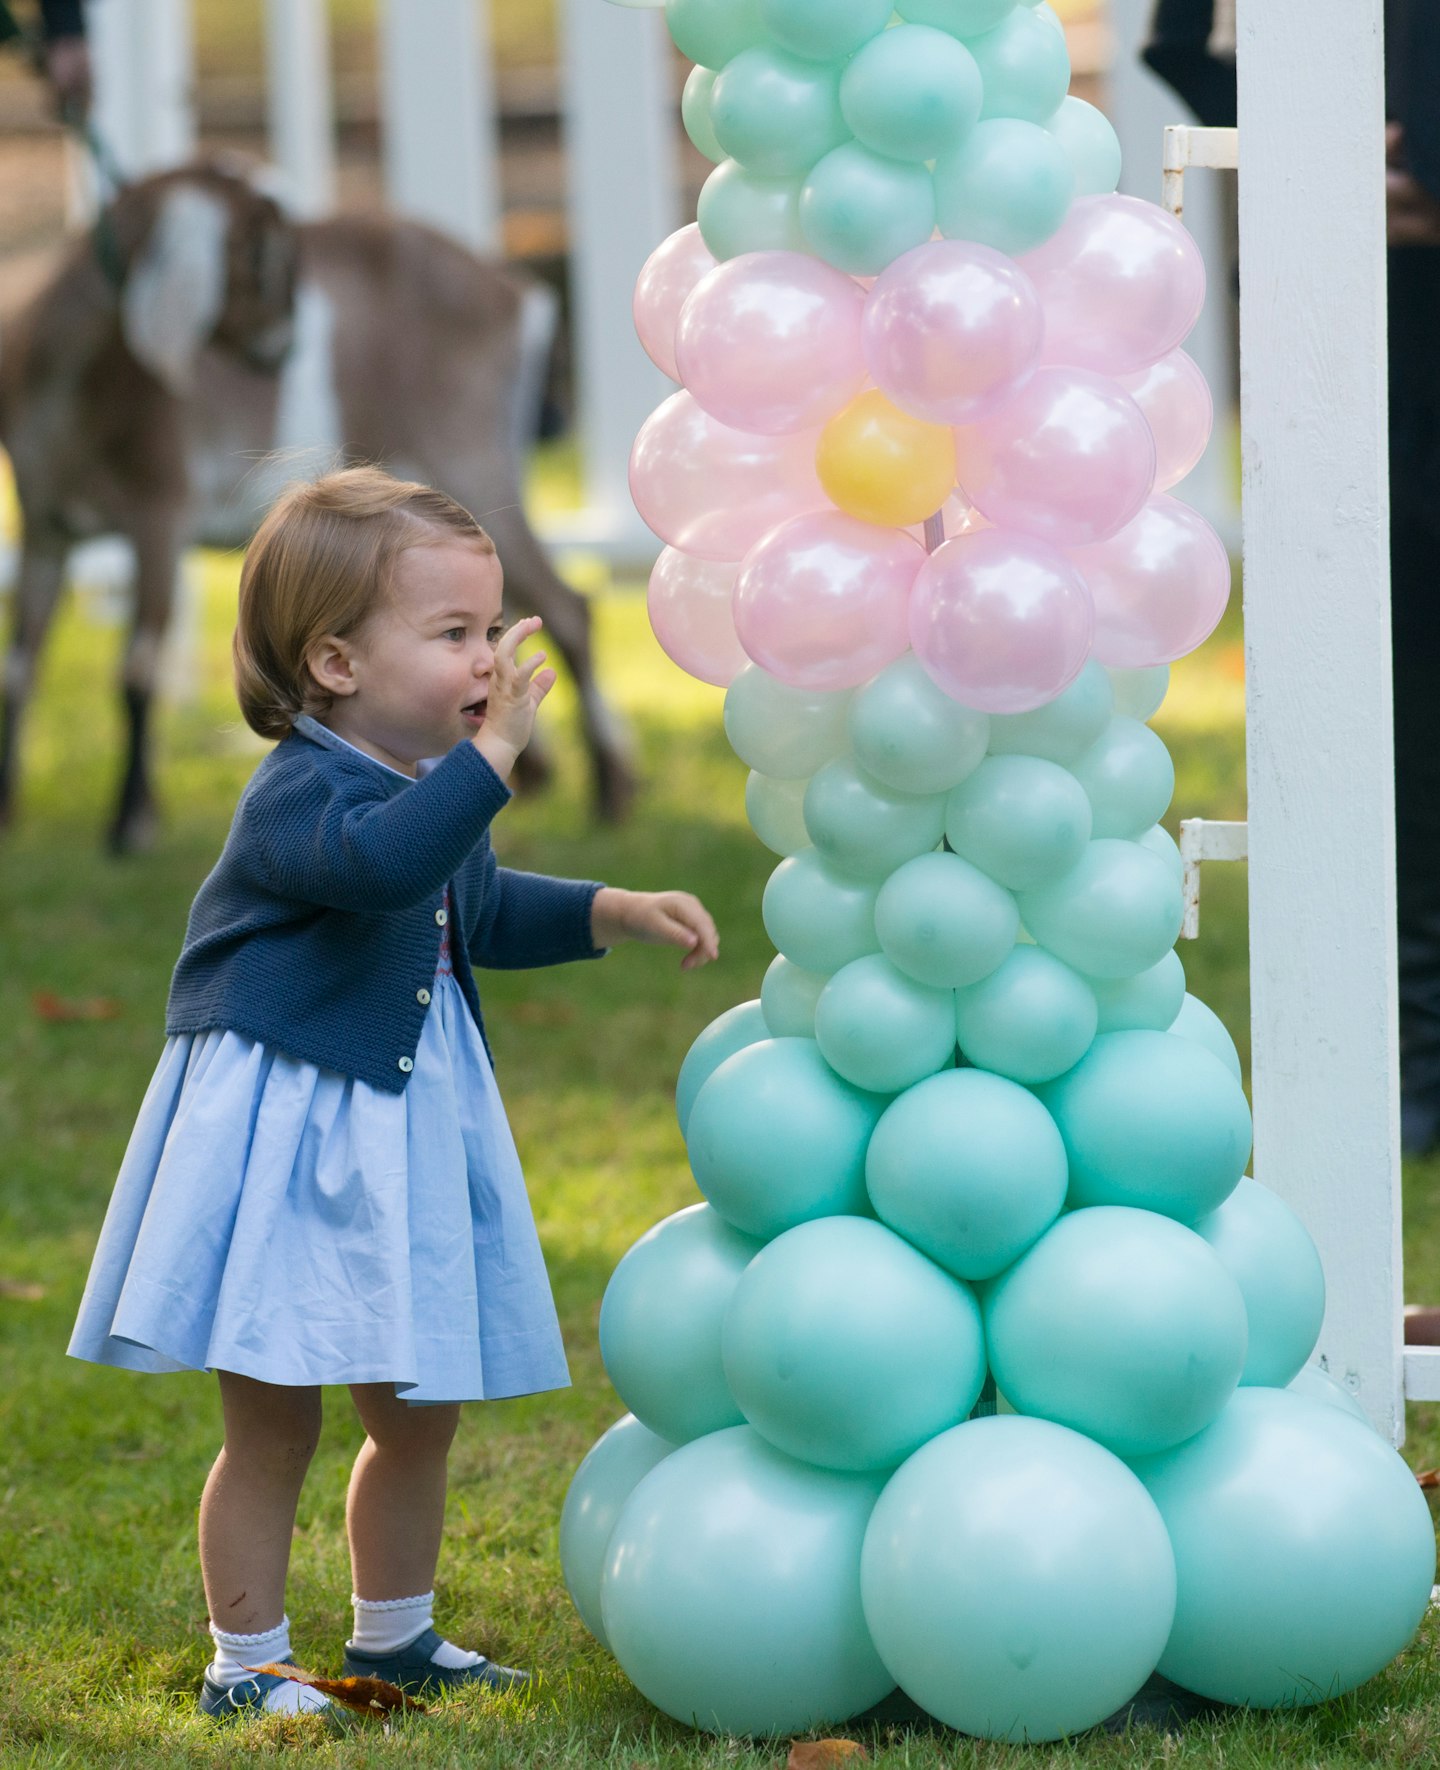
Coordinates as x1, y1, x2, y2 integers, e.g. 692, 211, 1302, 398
166, 717, 605, 1091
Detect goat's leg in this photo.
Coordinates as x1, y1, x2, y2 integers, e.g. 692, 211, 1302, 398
0, 540, 68, 830
109, 510, 182, 855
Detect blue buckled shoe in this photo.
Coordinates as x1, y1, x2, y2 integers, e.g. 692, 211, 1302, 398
341, 1627, 530, 1696
199, 1668, 329, 1720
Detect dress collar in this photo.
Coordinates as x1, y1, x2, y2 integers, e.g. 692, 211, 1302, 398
291, 714, 413, 780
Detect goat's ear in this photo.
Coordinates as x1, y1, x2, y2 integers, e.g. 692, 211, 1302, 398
121, 183, 232, 396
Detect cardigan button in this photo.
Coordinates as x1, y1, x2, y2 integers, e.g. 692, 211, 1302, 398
434, 907, 448, 926
416, 988, 431, 1005
398, 1055, 414, 1073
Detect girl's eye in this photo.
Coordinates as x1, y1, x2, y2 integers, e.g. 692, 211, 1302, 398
443, 628, 465, 642
487, 627, 504, 644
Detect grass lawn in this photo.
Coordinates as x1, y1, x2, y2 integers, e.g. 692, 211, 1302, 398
2, 500, 1439, 1767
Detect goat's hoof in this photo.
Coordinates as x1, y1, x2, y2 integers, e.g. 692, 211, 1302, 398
106, 806, 159, 856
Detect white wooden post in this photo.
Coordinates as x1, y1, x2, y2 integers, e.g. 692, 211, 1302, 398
264, 0, 336, 219
1235, 0, 1402, 1439
86, 0, 195, 186
376, 0, 500, 252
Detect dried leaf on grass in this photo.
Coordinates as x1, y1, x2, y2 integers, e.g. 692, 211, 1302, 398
0, 1278, 46, 1301
787, 1742, 868, 1770
32, 990, 122, 1022
1416, 1468, 1440, 1489
250, 1662, 427, 1718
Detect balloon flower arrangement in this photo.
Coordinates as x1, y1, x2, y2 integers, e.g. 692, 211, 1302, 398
562, 0, 1437, 1742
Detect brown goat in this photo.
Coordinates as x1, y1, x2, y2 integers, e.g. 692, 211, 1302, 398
0, 164, 634, 851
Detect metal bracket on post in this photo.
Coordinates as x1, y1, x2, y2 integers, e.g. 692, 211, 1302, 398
1179, 817, 1248, 938
1163, 124, 1239, 217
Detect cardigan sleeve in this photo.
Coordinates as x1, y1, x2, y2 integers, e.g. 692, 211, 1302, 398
244, 741, 513, 912
466, 844, 607, 970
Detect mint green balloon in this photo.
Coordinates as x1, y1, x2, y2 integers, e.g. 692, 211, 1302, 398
1070, 717, 1175, 840
815, 953, 956, 1093
1089, 948, 1185, 1032
764, 849, 881, 972
848, 654, 990, 795
896, 0, 1016, 33
866, 1068, 1067, 1280
861, 1416, 1177, 1742
934, 117, 1074, 254
1133, 1391, 1436, 1708
725, 664, 851, 777
1045, 94, 1121, 195
968, 7, 1070, 123
665, 0, 769, 68
746, 771, 810, 857
875, 850, 1018, 987
687, 1037, 888, 1238
697, 159, 806, 260
1107, 663, 1170, 721
800, 143, 936, 276
711, 45, 848, 177
601, 1427, 894, 1735
1018, 838, 1182, 977
682, 64, 725, 163
838, 26, 982, 163
1136, 821, 1183, 883
803, 758, 945, 880
761, 953, 829, 1036
599, 1204, 760, 1442
676, 998, 771, 1133
1037, 1029, 1252, 1221
1287, 1365, 1370, 1424
561, 1414, 676, 1649
759, 0, 893, 61
985, 1205, 1248, 1457
986, 659, 1114, 766
1170, 990, 1243, 1079
1193, 1176, 1325, 1388
723, 1217, 984, 1471
954, 945, 1096, 1082
946, 755, 1092, 891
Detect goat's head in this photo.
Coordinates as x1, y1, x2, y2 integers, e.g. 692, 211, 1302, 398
108, 164, 298, 397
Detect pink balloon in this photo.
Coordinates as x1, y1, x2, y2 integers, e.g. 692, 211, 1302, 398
1022, 194, 1206, 377
862, 239, 1044, 425
629, 391, 826, 562
1069, 494, 1231, 667
1116, 349, 1213, 492
647, 548, 748, 687
733, 511, 923, 691
909, 528, 1095, 714
634, 224, 717, 381
675, 251, 867, 434
954, 366, 1155, 547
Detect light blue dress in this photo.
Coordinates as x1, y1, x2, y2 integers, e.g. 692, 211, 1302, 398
68, 742, 570, 1406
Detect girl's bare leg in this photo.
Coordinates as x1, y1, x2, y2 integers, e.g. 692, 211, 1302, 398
346, 1384, 460, 1600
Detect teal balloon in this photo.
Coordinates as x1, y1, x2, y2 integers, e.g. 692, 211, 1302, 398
896, 0, 1016, 33
1037, 1029, 1253, 1221
866, 1068, 1067, 1280
874, 850, 1018, 988
560, 1414, 676, 1649
1133, 1391, 1436, 1707
725, 664, 851, 777
1088, 948, 1186, 1033
722, 1216, 985, 1470
676, 998, 770, 1134
968, 7, 1070, 123
697, 160, 806, 261
838, 26, 982, 164
1193, 1176, 1325, 1387
803, 758, 945, 881
761, 953, 829, 1037
986, 659, 1113, 766
686, 1037, 888, 1238
1069, 717, 1175, 840
1136, 821, 1183, 883
764, 849, 880, 972
1107, 662, 1170, 721
954, 945, 1097, 1083
848, 654, 990, 796
861, 1416, 1177, 1742
946, 755, 1092, 892
1018, 838, 1183, 978
746, 771, 810, 857
1045, 94, 1121, 195
1170, 990, 1243, 1080
665, 0, 769, 68
984, 1205, 1248, 1457
758, 0, 893, 61
815, 953, 956, 1093
682, 65, 725, 163
934, 117, 1074, 255
1287, 1365, 1370, 1424
598, 1204, 760, 1442
800, 143, 937, 276
710, 46, 848, 177
601, 1427, 894, 1735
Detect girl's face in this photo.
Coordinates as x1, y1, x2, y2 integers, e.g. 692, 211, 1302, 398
314, 541, 506, 775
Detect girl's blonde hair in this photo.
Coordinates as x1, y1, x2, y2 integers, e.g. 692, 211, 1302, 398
234, 466, 495, 740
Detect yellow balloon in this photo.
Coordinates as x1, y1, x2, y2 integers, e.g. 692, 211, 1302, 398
816, 390, 956, 528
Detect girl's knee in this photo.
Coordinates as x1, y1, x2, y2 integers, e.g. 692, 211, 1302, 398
218, 1372, 323, 1472
351, 1385, 460, 1455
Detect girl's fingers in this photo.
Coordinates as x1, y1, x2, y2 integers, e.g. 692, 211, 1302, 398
531, 668, 558, 703
496, 616, 543, 665
518, 648, 549, 682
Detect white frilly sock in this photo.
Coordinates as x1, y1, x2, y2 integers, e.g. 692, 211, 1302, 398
207, 1615, 329, 1715
350, 1592, 482, 1670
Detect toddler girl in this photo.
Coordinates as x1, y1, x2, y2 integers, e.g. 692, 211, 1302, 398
68, 467, 718, 1719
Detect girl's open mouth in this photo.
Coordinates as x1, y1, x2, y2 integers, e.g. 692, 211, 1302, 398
462, 699, 487, 728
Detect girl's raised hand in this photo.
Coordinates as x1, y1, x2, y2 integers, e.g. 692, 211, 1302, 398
591, 888, 720, 971
474, 617, 557, 780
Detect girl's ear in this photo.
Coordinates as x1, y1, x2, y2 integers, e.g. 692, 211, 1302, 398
306, 635, 358, 699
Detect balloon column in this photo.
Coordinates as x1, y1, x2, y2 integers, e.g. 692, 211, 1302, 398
563, 0, 1437, 1742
